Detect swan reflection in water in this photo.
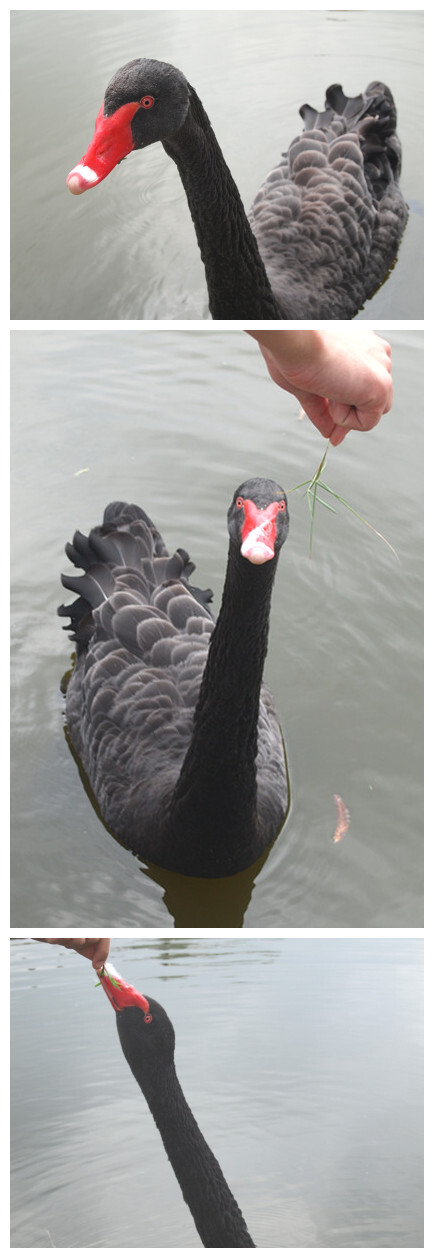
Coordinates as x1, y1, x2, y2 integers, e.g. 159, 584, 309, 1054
59, 721, 273, 925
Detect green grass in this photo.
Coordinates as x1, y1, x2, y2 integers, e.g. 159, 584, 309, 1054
289, 440, 399, 561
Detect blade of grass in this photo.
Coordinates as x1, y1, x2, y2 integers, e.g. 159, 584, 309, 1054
316, 480, 400, 561
307, 480, 319, 557
306, 441, 331, 557
287, 477, 312, 493
290, 438, 399, 561
313, 494, 337, 513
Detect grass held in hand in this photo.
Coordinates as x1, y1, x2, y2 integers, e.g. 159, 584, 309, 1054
290, 440, 399, 561
95, 964, 121, 991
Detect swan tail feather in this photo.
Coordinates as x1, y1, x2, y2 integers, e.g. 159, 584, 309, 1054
300, 81, 404, 187
59, 503, 215, 648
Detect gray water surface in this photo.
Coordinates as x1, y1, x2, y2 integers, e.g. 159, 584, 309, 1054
10, 330, 423, 927
10, 937, 424, 1248
10, 8, 423, 319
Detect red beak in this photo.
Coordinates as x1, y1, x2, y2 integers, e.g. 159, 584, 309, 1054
66, 100, 139, 194
240, 498, 282, 564
98, 963, 150, 1015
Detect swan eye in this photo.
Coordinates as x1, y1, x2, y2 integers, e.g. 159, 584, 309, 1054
141, 96, 155, 109
144, 1013, 153, 1023
278, 500, 286, 512
236, 496, 244, 509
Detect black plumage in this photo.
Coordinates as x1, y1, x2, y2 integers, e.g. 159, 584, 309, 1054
59, 479, 289, 876
67, 61, 408, 318
100, 966, 255, 1246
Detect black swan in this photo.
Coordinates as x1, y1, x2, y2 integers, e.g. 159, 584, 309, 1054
59, 478, 289, 876
66, 59, 408, 319
99, 963, 255, 1246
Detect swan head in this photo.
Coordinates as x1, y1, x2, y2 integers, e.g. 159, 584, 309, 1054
229, 477, 289, 566
66, 58, 190, 194
99, 963, 176, 1080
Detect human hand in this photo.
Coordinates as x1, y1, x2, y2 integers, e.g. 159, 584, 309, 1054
34, 938, 110, 970
249, 330, 393, 446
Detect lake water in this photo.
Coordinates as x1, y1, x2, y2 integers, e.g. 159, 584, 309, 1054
10, 329, 423, 928
10, 937, 424, 1248
10, 8, 423, 319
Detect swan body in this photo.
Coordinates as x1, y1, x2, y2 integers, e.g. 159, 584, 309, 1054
59, 479, 289, 876
66, 60, 408, 318
99, 963, 255, 1246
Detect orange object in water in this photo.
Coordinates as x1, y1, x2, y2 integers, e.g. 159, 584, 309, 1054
332, 794, 350, 843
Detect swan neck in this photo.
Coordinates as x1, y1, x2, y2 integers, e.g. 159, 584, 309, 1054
170, 543, 278, 867
197, 541, 277, 727
163, 88, 283, 318
141, 1061, 255, 1246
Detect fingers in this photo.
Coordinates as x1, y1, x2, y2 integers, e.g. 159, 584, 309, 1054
328, 394, 392, 433
328, 426, 347, 447
90, 939, 111, 970
34, 938, 110, 968
257, 332, 393, 442
292, 393, 343, 442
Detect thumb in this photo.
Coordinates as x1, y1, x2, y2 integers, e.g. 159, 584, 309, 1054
328, 400, 381, 432
328, 401, 356, 427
